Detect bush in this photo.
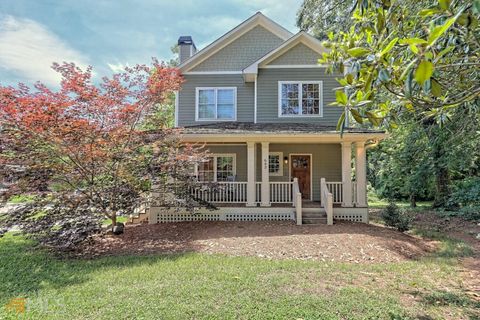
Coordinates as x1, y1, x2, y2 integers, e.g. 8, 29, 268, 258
381, 202, 414, 232
447, 177, 480, 218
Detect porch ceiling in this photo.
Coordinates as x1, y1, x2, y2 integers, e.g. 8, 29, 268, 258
179, 122, 386, 143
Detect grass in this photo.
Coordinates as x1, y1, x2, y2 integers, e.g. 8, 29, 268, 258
6, 194, 37, 204
0, 232, 478, 319
368, 192, 432, 209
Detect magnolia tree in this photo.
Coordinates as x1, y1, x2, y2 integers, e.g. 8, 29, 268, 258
319, 0, 480, 207
0, 61, 208, 248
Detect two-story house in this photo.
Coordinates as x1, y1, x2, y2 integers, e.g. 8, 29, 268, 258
145, 12, 385, 225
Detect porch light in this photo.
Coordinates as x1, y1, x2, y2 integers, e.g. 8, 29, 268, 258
284, 156, 288, 165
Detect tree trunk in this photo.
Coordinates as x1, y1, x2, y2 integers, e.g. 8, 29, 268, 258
423, 121, 451, 209
409, 194, 417, 208
110, 213, 117, 229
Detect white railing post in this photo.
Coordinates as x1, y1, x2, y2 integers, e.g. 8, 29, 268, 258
321, 178, 334, 226
246, 142, 256, 206
296, 192, 302, 225
355, 141, 367, 207
341, 142, 353, 207
261, 142, 270, 206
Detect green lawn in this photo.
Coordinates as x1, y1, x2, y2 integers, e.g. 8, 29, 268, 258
368, 192, 433, 209
0, 232, 478, 319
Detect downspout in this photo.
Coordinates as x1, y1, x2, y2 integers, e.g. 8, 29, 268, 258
174, 90, 179, 127
254, 75, 257, 124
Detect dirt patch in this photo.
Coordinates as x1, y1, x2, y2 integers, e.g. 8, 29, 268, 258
80, 220, 437, 263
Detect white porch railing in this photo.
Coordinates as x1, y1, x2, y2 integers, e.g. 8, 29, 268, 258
325, 182, 343, 204
324, 181, 358, 205
270, 181, 293, 203
320, 178, 334, 225
255, 182, 262, 203
190, 182, 247, 203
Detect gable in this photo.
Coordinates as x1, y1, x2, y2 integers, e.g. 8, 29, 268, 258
190, 26, 285, 72
266, 43, 321, 66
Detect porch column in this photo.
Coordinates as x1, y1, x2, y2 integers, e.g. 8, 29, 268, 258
355, 141, 367, 207
261, 141, 271, 206
246, 142, 256, 207
341, 142, 353, 207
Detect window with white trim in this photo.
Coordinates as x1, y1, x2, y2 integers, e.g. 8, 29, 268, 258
196, 87, 236, 121
268, 152, 283, 176
197, 154, 236, 181
278, 81, 323, 117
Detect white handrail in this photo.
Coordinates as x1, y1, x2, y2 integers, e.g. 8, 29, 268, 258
270, 181, 293, 203
292, 178, 302, 225
321, 178, 334, 225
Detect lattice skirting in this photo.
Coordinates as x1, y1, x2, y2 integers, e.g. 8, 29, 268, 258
333, 207, 368, 223
151, 207, 295, 224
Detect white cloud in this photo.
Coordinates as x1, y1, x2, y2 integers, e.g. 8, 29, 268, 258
107, 62, 129, 73
0, 15, 90, 86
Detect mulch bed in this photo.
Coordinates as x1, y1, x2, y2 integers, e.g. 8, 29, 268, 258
80, 220, 438, 263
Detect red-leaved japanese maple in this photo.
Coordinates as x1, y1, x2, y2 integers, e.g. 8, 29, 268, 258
0, 60, 206, 237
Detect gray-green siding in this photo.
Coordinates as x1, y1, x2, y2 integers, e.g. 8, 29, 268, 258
268, 43, 321, 65
256, 68, 344, 124
178, 74, 254, 127
204, 143, 342, 202
191, 26, 284, 71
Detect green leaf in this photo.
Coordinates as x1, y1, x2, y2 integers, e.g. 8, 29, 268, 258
409, 44, 419, 54
438, 0, 451, 11
350, 109, 364, 124
419, 8, 441, 16
427, 10, 463, 45
404, 69, 414, 97
378, 69, 391, 82
414, 60, 434, 85
431, 78, 442, 97
336, 90, 348, 105
347, 47, 371, 57
365, 111, 382, 126
434, 46, 455, 62
474, 0, 480, 15
379, 37, 398, 57
399, 38, 428, 45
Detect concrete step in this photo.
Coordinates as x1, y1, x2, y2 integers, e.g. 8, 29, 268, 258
302, 217, 327, 224
302, 207, 326, 214
302, 212, 327, 219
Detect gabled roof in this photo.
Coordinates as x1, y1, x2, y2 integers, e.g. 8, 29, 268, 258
179, 12, 293, 72
242, 32, 329, 81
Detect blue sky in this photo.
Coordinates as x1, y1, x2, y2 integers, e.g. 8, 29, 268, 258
0, 0, 301, 86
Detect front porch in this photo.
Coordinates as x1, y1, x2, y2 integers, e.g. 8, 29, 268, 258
145, 123, 385, 225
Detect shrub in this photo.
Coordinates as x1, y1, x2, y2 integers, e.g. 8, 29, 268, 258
381, 202, 414, 232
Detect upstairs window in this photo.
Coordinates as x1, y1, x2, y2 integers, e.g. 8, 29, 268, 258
196, 87, 236, 121
278, 81, 323, 117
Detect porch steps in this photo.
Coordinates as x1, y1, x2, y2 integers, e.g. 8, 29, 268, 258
302, 208, 327, 225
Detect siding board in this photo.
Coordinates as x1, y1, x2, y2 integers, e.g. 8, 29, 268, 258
178, 74, 254, 127
257, 68, 343, 125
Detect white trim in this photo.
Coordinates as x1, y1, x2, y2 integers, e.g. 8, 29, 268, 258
254, 75, 257, 123
181, 134, 386, 144
197, 153, 237, 182
268, 151, 283, 176
195, 87, 237, 122
183, 71, 243, 75
179, 12, 292, 72
261, 65, 328, 69
278, 81, 324, 118
288, 153, 313, 201
174, 90, 179, 127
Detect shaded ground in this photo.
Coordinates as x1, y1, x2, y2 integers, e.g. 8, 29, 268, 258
81, 220, 438, 263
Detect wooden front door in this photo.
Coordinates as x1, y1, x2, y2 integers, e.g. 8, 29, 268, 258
291, 155, 311, 200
